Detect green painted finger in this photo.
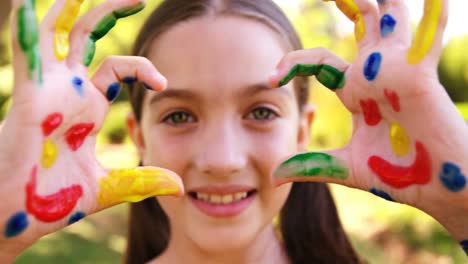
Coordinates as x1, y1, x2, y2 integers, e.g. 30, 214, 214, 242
273, 152, 349, 180
278, 64, 346, 90
17, 0, 42, 83
83, 2, 146, 66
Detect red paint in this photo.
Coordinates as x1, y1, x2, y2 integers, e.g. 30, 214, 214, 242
41, 113, 63, 136
360, 98, 382, 126
26, 166, 83, 222
384, 89, 401, 112
65, 123, 94, 151
368, 141, 432, 188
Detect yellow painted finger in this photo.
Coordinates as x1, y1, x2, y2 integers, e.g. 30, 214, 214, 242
324, 0, 365, 42
54, 0, 85, 60
41, 139, 58, 168
407, 0, 442, 64
97, 167, 183, 207
389, 123, 410, 157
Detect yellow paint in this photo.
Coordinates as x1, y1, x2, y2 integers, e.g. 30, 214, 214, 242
54, 0, 85, 60
407, 0, 442, 64
324, 0, 365, 41
97, 167, 183, 207
41, 139, 58, 168
389, 123, 410, 157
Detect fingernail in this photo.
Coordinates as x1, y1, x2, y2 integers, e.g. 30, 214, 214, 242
106, 82, 121, 102
122, 76, 137, 85
273, 152, 349, 180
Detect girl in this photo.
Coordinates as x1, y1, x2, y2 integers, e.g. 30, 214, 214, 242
0, 0, 467, 263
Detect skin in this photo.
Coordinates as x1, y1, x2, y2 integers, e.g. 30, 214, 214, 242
127, 16, 313, 264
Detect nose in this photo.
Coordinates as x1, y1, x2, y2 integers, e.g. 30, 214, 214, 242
194, 120, 247, 178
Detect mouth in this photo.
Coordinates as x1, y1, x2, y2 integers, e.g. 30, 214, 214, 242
188, 189, 257, 218
188, 190, 257, 205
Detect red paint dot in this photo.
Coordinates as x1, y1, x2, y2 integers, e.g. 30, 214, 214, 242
65, 123, 94, 151
41, 113, 63, 137
368, 141, 432, 188
384, 89, 401, 112
360, 98, 382, 126
25, 166, 83, 222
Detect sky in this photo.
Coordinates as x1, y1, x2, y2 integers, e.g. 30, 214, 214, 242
274, 0, 468, 44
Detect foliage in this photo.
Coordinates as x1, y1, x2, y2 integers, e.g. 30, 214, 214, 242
438, 36, 468, 102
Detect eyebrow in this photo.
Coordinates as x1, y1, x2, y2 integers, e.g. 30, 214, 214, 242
149, 89, 199, 106
148, 82, 293, 106
239, 83, 293, 99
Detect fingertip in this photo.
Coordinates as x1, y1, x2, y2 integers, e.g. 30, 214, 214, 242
268, 69, 281, 88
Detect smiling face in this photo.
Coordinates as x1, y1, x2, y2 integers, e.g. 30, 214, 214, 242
130, 15, 311, 255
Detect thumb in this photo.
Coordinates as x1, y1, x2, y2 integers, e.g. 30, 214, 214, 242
92, 166, 184, 211
273, 147, 357, 188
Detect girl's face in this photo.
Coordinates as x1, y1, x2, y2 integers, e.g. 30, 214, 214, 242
131, 16, 311, 253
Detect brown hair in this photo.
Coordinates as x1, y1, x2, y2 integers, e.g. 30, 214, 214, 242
126, 0, 360, 263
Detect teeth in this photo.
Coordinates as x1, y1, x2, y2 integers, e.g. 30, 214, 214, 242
194, 191, 249, 204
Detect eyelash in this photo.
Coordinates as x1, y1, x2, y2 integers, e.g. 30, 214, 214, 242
161, 106, 278, 125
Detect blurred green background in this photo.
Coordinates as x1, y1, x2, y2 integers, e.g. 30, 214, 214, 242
0, 0, 467, 263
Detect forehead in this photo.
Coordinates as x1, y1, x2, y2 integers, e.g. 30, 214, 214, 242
146, 15, 289, 95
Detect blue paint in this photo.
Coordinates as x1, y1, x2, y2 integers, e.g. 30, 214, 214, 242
380, 14, 396, 38
440, 162, 466, 192
5, 211, 28, 238
68, 211, 86, 225
72, 77, 84, 96
143, 82, 153, 91
106, 82, 121, 102
122, 77, 137, 84
377, 0, 386, 4
461, 240, 468, 255
370, 188, 394, 202
363, 52, 382, 81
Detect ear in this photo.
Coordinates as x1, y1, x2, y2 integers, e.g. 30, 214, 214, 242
126, 112, 146, 158
297, 104, 315, 151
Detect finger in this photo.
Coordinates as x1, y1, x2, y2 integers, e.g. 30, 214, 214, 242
269, 48, 349, 92
94, 166, 184, 210
12, 0, 42, 85
68, 0, 146, 67
407, 0, 448, 65
39, 0, 85, 62
324, 0, 380, 48
376, 0, 411, 44
90, 56, 166, 103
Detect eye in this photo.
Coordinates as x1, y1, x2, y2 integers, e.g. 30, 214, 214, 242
247, 107, 278, 121
162, 110, 195, 125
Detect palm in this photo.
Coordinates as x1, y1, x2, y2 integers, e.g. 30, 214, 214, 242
273, 0, 468, 227
0, 0, 183, 248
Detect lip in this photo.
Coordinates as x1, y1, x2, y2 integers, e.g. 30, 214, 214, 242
188, 185, 256, 218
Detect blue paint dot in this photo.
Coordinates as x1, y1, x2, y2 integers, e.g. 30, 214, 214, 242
122, 77, 137, 84
363, 52, 382, 81
380, 14, 396, 38
440, 162, 466, 192
370, 188, 394, 202
5, 211, 29, 238
377, 0, 386, 4
68, 212, 86, 225
143, 82, 153, 91
72, 77, 84, 96
106, 82, 121, 102
461, 240, 468, 255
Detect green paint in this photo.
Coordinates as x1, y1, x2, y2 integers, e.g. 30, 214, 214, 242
273, 152, 349, 180
278, 64, 345, 90
17, 0, 42, 83
83, 2, 145, 66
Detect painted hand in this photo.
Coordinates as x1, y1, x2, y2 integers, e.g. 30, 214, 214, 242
0, 0, 183, 252
269, 0, 468, 253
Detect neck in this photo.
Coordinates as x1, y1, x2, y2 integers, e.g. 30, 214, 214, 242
152, 224, 289, 264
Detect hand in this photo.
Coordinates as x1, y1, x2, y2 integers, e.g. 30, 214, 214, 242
0, 0, 183, 257
269, 0, 468, 253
